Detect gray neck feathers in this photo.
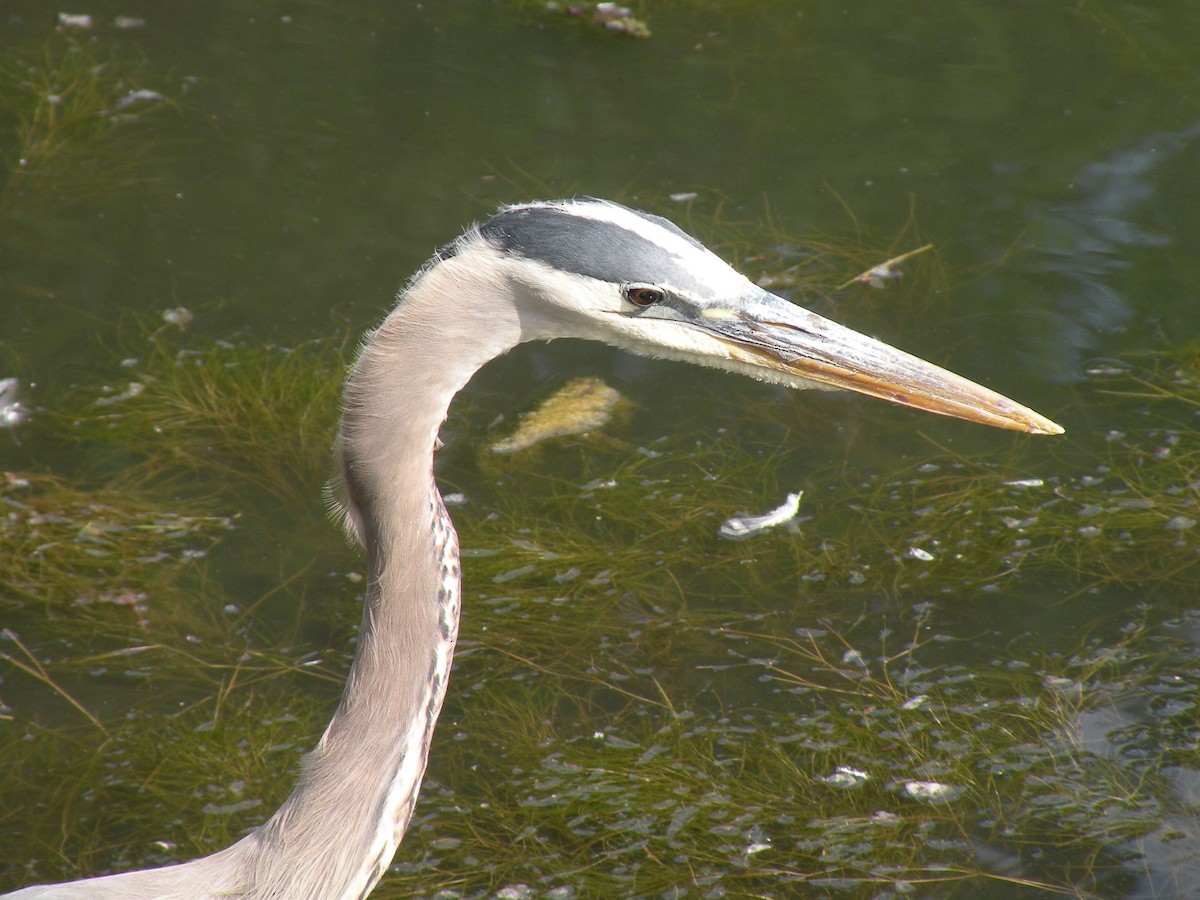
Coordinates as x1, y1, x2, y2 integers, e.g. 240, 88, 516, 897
4, 253, 523, 900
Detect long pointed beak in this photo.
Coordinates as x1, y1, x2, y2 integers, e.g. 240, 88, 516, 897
687, 290, 1064, 435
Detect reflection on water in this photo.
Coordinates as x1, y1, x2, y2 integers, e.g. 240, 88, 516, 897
1, 1, 1199, 897
1027, 124, 1200, 381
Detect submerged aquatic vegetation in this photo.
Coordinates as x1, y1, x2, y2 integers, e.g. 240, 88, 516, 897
0, 470, 231, 621
4, 676, 338, 883
4, 316, 1200, 895
361, 605, 1182, 899
58, 338, 348, 504
0, 30, 175, 211
463, 412, 1198, 612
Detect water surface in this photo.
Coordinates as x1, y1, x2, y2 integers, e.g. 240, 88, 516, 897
2, 2, 1198, 897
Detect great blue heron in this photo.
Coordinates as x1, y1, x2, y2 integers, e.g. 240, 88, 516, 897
6, 199, 1062, 899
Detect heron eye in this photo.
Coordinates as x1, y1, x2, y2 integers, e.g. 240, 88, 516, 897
625, 286, 665, 307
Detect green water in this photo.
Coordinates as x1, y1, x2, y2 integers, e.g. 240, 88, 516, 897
2, 2, 1199, 897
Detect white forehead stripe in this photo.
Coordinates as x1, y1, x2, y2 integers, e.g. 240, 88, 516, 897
480, 199, 752, 300
556, 200, 751, 296
556, 201, 702, 259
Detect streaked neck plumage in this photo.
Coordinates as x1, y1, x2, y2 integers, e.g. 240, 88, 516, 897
6, 238, 527, 900
240, 249, 528, 898
5, 198, 1062, 899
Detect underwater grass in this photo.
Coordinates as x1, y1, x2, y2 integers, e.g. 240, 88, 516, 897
363, 606, 1180, 899
2, 24, 1192, 892
11, 595, 1180, 896
0, 470, 231, 622
56, 337, 349, 505
3, 681, 336, 882
459, 421, 1199, 615
5, 321, 1200, 894
0, 560, 1173, 890
0, 30, 175, 212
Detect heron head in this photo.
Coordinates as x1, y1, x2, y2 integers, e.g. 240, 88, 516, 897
462, 198, 1061, 435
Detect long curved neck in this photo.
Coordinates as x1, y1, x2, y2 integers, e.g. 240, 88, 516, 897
237, 260, 525, 898
2, 257, 525, 900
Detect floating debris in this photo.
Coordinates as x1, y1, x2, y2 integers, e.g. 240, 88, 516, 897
718, 491, 803, 540
490, 377, 623, 454
557, 2, 651, 38
162, 306, 194, 328
1000, 515, 1038, 530
0, 378, 28, 429
1084, 361, 1129, 376
841, 648, 867, 668
818, 766, 870, 789
906, 546, 934, 561
1043, 675, 1080, 693
57, 12, 93, 29
201, 798, 262, 816
837, 244, 933, 291
491, 564, 536, 584
898, 780, 962, 804
73, 589, 151, 630
494, 885, 535, 900
580, 477, 617, 492
113, 89, 167, 112
95, 382, 145, 406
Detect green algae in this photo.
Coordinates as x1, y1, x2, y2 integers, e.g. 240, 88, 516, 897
0, 471, 231, 623
0, 30, 174, 213
3, 279, 1200, 897
57, 338, 349, 504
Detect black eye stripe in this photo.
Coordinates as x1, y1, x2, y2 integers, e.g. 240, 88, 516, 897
624, 286, 665, 307
478, 204, 714, 299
